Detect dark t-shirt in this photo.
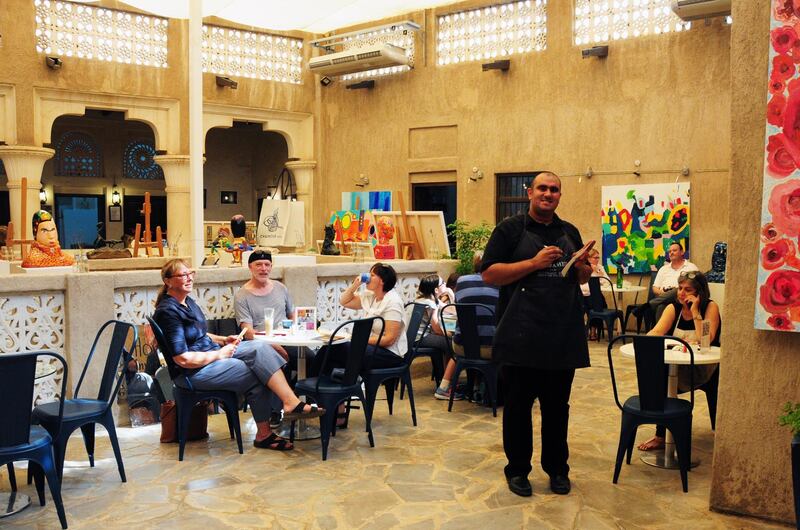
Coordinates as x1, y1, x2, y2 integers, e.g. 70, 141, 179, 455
481, 213, 584, 319
481, 212, 589, 369
153, 294, 218, 376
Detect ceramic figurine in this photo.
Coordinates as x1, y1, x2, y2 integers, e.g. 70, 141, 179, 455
225, 214, 253, 265
706, 241, 727, 283
321, 224, 340, 255
21, 210, 75, 268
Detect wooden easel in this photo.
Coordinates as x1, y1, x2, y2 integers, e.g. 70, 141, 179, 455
396, 191, 424, 260
132, 192, 164, 257
6, 177, 34, 261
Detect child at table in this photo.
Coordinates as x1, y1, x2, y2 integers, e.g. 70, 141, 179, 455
638, 270, 721, 452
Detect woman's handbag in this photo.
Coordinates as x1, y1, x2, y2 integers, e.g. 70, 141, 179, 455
159, 400, 209, 443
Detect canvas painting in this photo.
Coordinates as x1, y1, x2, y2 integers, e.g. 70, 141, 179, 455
341, 191, 392, 211
754, 4, 800, 332
330, 210, 374, 244
601, 183, 690, 274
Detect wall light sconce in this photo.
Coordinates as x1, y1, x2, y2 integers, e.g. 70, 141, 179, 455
215, 75, 238, 89
468, 167, 484, 182
111, 187, 121, 206
354, 174, 370, 187
346, 80, 375, 90
39, 188, 47, 204
482, 59, 510, 72
582, 45, 608, 59
320, 76, 332, 87
45, 56, 62, 70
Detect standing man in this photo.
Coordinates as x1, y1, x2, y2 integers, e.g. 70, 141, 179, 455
482, 172, 592, 497
646, 241, 699, 322
235, 250, 295, 361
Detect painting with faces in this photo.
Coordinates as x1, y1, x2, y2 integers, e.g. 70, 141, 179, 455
600, 183, 690, 275
755, 2, 800, 332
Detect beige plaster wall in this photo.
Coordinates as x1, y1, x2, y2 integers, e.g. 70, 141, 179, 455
318, 0, 731, 271
0, 0, 315, 153
709, 1, 800, 525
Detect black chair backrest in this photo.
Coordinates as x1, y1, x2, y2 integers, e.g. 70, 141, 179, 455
607, 334, 695, 412
316, 317, 384, 389
440, 302, 495, 360
405, 302, 429, 354
587, 277, 607, 311
645, 271, 658, 302
74, 320, 137, 407
147, 316, 182, 381
208, 318, 238, 337
0, 351, 68, 447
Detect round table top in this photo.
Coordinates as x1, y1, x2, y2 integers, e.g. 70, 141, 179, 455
601, 284, 648, 293
36, 361, 57, 379
619, 341, 721, 365
254, 329, 348, 348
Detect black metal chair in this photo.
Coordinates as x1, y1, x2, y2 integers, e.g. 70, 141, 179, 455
147, 316, 243, 461
622, 272, 658, 333
32, 320, 136, 482
207, 317, 239, 337
0, 351, 68, 529
291, 317, 380, 460
607, 334, 695, 492
587, 277, 624, 342
400, 302, 442, 399
363, 311, 418, 429
440, 302, 499, 417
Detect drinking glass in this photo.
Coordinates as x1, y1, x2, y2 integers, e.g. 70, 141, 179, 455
263, 308, 275, 336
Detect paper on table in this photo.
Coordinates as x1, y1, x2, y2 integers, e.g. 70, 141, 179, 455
560, 240, 595, 277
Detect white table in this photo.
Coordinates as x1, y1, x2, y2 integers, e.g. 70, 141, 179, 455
254, 330, 348, 440
619, 342, 721, 469
602, 284, 647, 332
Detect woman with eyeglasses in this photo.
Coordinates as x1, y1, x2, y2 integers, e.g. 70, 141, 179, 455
638, 270, 721, 452
153, 259, 324, 451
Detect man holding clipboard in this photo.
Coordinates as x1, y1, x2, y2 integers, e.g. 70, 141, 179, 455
482, 172, 593, 498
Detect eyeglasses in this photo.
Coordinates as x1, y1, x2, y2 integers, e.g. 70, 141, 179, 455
169, 270, 196, 280
679, 271, 699, 280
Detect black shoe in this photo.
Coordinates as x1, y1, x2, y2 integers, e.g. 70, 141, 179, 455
549, 474, 571, 495
506, 475, 532, 497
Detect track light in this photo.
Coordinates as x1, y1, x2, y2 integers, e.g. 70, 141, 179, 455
215, 75, 238, 89
482, 59, 510, 72
581, 45, 609, 59
346, 80, 375, 90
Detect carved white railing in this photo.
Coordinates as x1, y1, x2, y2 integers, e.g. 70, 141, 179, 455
316, 274, 421, 326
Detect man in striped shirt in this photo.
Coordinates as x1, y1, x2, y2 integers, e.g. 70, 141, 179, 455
433, 252, 499, 400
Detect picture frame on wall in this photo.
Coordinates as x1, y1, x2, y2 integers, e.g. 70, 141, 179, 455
108, 205, 122, 222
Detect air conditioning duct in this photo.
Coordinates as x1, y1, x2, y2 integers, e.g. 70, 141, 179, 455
308, 43, 409, 76
670, 0, 731, 21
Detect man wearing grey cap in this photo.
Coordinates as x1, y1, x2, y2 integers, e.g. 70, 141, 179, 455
235, 249, 295, 361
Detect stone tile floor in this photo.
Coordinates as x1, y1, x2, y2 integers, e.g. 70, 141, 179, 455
1, 342, 791, 529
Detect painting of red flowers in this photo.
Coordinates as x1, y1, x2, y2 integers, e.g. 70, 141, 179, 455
757, 4, 800, 331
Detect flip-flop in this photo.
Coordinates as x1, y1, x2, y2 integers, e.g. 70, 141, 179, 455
253, 432, 293, 451
637, 437, 665, 451
282, 402, 325, 421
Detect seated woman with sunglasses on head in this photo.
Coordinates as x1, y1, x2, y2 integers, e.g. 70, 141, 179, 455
153, 259, 324, 451
638, 270, 721, 452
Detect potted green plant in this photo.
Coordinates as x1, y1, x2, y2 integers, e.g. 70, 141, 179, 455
778, 401, 800, 526
448, 220, 493, 275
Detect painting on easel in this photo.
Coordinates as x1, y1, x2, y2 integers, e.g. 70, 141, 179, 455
341, 191, 392, 212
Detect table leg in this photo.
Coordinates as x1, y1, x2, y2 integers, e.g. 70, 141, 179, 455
641, 364, 700, 469
277, 346, 321, 441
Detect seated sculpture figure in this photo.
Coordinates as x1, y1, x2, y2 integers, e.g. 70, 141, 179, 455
21, 210, 75, 268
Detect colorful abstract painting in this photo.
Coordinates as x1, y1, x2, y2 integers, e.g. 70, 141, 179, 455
755, 4, 800, 332
341, 191, 392, 212
601, 183, 690, 274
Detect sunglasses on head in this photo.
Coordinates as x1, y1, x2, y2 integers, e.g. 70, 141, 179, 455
679, 271, 698, 280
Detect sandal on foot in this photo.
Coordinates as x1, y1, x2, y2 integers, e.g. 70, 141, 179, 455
253, 433, 293, 451
637, 436, 665, 452
282, 402, 326, 421
336, 411, 349, 429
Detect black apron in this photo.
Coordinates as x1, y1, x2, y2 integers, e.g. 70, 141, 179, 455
492, 228, 591, 370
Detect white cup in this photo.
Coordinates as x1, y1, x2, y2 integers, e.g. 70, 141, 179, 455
263, 308, 274, 336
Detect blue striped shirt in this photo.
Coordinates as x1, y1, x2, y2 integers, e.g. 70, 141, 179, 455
454, 274, 499, 347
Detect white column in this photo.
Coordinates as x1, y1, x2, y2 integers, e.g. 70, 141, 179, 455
0, 146, 54, 238
285, 159, 317, 246
154, 154, 193, 258
188, 0, 204, 265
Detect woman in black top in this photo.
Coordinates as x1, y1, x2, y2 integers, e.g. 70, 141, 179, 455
153, 259, 324, 451
638, 270, 721, 452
